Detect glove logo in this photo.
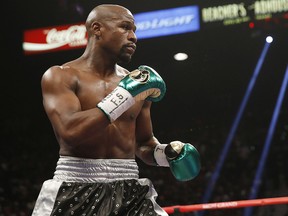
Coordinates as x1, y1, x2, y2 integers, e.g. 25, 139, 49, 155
129, 69, 150, 84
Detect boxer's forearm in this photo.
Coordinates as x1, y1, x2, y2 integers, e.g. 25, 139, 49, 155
136, 136, 161, 166
136, 145, 158, 166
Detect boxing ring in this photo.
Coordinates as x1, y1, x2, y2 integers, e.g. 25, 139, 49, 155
163, 196, 288, 214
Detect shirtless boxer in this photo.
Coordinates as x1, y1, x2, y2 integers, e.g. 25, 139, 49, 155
32, 4, 200, 216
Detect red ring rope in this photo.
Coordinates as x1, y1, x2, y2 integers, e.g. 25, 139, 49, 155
163, 196, 288, 214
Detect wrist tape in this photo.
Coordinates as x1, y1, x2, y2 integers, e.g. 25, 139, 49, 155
154, 144, 169, 167
97, 86, 135, 122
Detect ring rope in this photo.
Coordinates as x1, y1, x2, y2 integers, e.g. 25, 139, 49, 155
163, 196, 288, 214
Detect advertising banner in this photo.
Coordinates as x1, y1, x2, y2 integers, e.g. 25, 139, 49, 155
23, 1, 287, 55
134, 6, 200, 39
23, 23, 87, 55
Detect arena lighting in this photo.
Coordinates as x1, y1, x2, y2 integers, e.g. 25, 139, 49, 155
174, 52, 188, 61
249, 22, 255, 29
266, 36, 273, 43
199, 40, 271, 216
244, 64, 288, 216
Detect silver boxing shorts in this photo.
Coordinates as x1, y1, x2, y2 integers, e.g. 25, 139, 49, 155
31, 156, 168, 216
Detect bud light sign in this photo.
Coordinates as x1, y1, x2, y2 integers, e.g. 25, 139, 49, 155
134, 6, 200, 39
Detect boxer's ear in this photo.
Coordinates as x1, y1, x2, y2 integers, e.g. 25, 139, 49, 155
91, 21, 101, 38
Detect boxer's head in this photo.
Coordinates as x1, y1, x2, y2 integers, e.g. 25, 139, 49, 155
85, 4, 137, 63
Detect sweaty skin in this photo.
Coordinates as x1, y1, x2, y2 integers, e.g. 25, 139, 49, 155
41, 4, 160, 165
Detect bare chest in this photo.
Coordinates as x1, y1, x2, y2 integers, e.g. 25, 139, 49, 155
76, 76, 119, 110
74, 72, 143, 121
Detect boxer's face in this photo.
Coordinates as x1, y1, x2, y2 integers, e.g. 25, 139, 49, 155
100, 9, 137, 63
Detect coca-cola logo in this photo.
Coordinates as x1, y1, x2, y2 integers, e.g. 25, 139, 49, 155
46, 25, 87, 46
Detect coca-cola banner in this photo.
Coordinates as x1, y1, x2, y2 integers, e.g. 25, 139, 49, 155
23, 23, 87, 55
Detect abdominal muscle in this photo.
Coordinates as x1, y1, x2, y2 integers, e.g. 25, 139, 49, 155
58, 119, 137, 160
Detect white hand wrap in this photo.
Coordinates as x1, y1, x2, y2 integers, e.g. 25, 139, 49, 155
153, 144, 169, 167
97, 86, 135, 122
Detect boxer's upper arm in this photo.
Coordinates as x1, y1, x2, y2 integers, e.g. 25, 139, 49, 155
41, 66, 81, 134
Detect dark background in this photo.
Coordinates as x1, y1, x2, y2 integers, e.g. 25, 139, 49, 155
1, 0, 288, 215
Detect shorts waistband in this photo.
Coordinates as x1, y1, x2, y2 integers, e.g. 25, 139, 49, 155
53, 156, 139, 182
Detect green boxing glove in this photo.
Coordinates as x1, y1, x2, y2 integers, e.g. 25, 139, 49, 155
154, 141, 201, 181
97, 65, 166, 122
